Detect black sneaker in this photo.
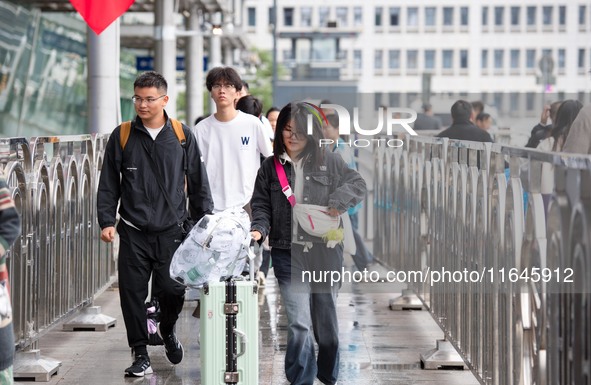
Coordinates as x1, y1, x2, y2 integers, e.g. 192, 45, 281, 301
163, 332, 184, 364
125, 355, 153, 377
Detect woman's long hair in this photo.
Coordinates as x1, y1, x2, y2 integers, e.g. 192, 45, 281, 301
551, 99, 583, 151
273, 102, 327, 168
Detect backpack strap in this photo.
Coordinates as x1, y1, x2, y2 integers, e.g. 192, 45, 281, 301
120, 121, 132, 150
273, 157, 296, 207
120, 119, 186, 150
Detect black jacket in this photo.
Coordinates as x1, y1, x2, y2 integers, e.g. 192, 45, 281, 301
250, 152, 366, 249
436, 120, 493, 143
97, 114, 214, 232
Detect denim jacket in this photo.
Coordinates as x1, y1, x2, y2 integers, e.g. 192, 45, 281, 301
250, 151, 367, 249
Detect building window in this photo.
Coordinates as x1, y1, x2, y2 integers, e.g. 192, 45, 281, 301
354, 49, 362, 70
494, 49, 504, 69
389, 92, 401, 107
389, 7, 400, 26
481, 49, 488, 69
494, 7, 504, 26
425, 50, 435, 69
510, 49, 520, 69
282, 49, 293, 61
526, 92, 535, 111
510, 93, 519, 112
526, 49, 536, 68
388, 49, 400, 69
460, 7, 469, 26
443, 7, 454, 26
268, 6, 275, 25
579, 48, 586, 69
559, 6, 566, 26
283, 7, 294, 26
442, 50, 453, 69
375, 7, 383, 27
527, 6, 537, 26
425, 7, 436, 26
336, 7, 348, 27
579, 5, 586, 25
247, 7, 256, 27
319, 6, 330, 27
542, 6, 553, 25
558, 49, 565, 70
511, 7, 520, 26
408, 7, 418, 27
300, 7, 312, 27
459, 50, 468, 68
482, 6, 489, 26
354, 7, 363, 26
374, 49, 383, 70
407, 50, 418, 69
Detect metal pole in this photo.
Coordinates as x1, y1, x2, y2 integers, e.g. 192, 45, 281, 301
154, 0, 177, 118
272, 0, 278, 102
185, 4, 204, 126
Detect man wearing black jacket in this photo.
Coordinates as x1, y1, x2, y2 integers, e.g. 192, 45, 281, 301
97, 71, 213, 377
436, 100, 494, 143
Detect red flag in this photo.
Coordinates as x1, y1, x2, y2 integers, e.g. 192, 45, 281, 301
69, 0, 135, 35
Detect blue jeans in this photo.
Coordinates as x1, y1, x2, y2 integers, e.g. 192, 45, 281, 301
272, 245, 341, 385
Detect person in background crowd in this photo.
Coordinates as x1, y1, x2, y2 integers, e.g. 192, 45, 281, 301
266, 106, 280, 133
475, 112, 492, 131
562, 103, 591, 154
194, 67, 272, 213
470, 100, 484, 122
97, 71, 214, 377
437, 100, 493, 143
0, 173, 21, 385
194, 114, 209, 126
250, 102, 366, 385
525, 101, 562, 148
236, 95, 275, 142
413, 103, 443, 131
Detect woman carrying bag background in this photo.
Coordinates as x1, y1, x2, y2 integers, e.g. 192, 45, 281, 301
250, 102, 366, 385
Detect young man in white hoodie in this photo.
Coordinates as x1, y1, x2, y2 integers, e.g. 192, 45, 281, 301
193, 67, 273, 213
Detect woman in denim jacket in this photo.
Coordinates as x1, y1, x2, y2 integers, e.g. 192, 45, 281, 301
250, 102, 366, 385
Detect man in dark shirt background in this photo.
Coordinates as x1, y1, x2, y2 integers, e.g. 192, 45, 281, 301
436, 100, 493, 143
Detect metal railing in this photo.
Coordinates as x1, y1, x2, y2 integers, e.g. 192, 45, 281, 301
373, 135, 591, 385
0, 134, 114, 352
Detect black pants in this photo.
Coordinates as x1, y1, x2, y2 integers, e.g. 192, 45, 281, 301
117, 221, 186, 349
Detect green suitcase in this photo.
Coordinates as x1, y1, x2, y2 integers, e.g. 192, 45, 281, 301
200, 276, 259, 384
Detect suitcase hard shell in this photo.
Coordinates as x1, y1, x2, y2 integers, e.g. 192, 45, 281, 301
200, 277, 259, 384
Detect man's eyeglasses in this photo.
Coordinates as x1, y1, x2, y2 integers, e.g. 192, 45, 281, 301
211, 84, 236, 91
131, 95, 166, 105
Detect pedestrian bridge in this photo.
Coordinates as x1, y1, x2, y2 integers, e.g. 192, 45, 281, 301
1, 133, 589, 384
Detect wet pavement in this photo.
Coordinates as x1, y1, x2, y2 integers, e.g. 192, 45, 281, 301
15, 265, 480, 385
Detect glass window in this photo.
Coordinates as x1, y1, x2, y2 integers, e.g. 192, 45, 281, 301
558, 49, 565, 69
336, 7, 348, 27
247, 7, 256, 27
354, 7, 363, 26
425, 7, 436, 26
526, 92, 535, 111
510, 49, 520, 68
578, 48, 586, 68
523, 51, 537, 71
268, 6, 275, 25
579, 5, 586, 25
408, 7, 418, 26
282, 49, 293, 61
542, 6, 553, 25
283, 7, 294, 26
494, 49, 504, 69
443, 7, 454, 26
527, 6, 536, 25
375, 49, 383, 69
481, 49, 488, 69
460, 7, 469, 26
375, 7, 383, 26
442, 50, 453, 68
494, 7, 504, 26
319, 6, 330, 27
300, 7, 312, 27
389, 49, 400, 69
559, 6, 566, 26
511, 7, 520, 26
389, 7, 400, 26
460, 50, 468, 68
510, 93, 519, 112
407, 50, 418, 69
482, 6, 489, 26
425, 50, 435, 69
354, 49, 362, 70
